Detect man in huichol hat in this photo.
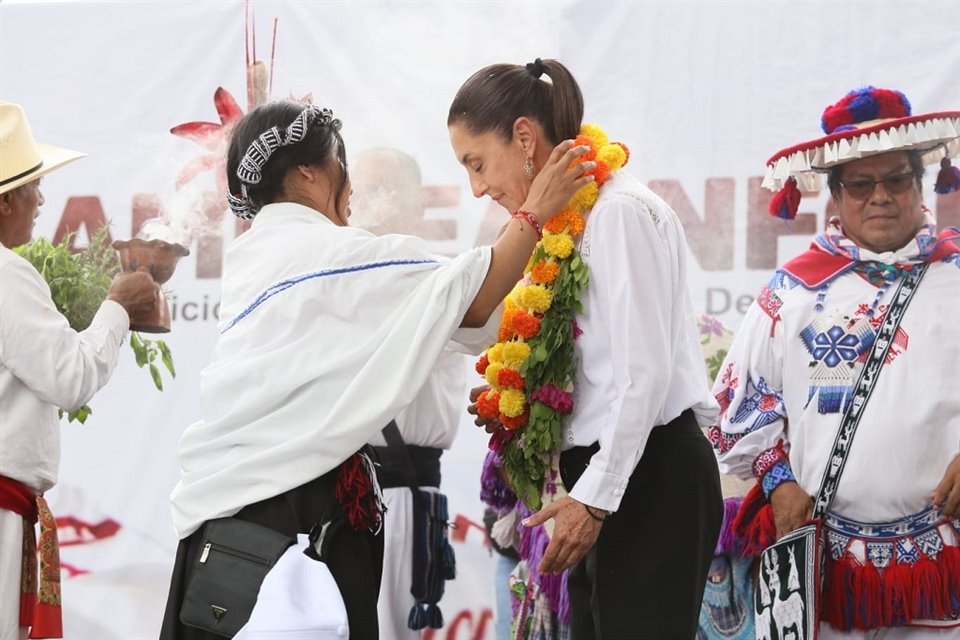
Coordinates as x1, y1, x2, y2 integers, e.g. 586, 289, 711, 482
708, 87, 960, 637
0, 102, 159, 639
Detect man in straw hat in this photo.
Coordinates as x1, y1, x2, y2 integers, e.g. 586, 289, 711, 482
0, 102, 159, 639
708, 86, 960, 637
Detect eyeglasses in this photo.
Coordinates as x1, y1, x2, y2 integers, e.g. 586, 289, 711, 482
837, 171, 916, 200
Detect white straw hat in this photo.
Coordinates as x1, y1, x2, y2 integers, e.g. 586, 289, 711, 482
0, 102, 85, 195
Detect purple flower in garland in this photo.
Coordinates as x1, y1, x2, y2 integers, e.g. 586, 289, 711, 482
572, 318, 583, 339
531, 384, 574, 414
480, 450, 518, 511
699, 314, 724, 337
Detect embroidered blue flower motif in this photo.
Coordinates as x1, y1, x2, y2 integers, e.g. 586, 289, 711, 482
810, 325, 860, 367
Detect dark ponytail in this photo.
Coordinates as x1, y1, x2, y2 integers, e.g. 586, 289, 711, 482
447, 58, 584, 144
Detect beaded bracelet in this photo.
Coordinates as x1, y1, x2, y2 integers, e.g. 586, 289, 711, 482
512, 209, 543, 239
584, 504, 607, 522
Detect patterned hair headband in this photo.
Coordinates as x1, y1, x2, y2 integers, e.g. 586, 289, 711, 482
227, 105, 338, 220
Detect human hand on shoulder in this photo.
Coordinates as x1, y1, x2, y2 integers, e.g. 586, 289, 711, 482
520, 141, 594, 225
932, 454, 960, 518
107, 271, 159, 319
769, 481, 813, 539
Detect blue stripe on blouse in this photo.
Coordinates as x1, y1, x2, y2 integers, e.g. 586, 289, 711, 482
221, 258, 439, 334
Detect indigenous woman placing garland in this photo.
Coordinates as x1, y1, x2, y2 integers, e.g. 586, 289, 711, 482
450, 58, 724, 638
160, 101, 592, 639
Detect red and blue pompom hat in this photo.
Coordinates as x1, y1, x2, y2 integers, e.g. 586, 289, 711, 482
764, 87, 960, 219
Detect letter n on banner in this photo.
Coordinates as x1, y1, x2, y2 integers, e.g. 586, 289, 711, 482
649, 178, 734, 270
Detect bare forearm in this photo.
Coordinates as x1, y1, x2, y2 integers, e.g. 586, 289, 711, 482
461, 216, 538, 327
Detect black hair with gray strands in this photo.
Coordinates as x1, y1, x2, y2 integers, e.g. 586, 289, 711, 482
226, 100, 348, 217
447, 58, 584, 145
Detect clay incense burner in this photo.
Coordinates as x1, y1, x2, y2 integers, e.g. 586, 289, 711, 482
112, 238, 190, 333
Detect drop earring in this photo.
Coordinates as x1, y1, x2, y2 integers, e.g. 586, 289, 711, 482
523, 157, 534, 179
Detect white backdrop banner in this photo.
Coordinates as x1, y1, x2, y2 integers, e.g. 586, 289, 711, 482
1, 0, 958, 638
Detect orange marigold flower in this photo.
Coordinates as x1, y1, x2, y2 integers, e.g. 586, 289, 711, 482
476, 353, 489, 375
476, 390, 500, 420
572, 135, 597, 161
544, 209, 572, 234
498, 322, 514, 342
499, 408, 529, 430
590, 160, 611, 186
512, 311, 541, 339
497, 367, 525, 390
544, 210, 585, 237
530, 260, 560, 285
565, 211, 586, 236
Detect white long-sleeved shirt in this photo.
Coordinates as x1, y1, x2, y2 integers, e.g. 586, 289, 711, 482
565, 172, 718, 513
710, 239, 960, 523
0, 245, 128, 493
171, 203, 493, 538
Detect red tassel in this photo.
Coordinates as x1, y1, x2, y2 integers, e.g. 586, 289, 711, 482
881, 560, 912, 627
852, 561, 883, 630
731, 483, 777, 557
822, 554, 855, 630
911, 554, 945, 620
334, 453, 381, 531
934, 157, 960, 195
940, 545, 960, 615
768, 177, 802, 220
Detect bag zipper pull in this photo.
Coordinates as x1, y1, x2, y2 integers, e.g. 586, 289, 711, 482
200, 542, 211, 564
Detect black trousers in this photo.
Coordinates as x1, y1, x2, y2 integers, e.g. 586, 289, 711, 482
159, 468, 384, 640
559, 409, 723, 640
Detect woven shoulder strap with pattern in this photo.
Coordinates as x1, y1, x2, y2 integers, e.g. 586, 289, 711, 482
810, 263, 929, 519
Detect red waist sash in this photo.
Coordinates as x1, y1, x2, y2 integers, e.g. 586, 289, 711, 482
0, 475, 62, 639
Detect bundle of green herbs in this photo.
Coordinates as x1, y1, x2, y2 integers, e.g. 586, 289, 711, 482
13, 228, 175, 423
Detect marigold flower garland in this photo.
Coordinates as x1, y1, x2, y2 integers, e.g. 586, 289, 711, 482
475, 124, 629, 509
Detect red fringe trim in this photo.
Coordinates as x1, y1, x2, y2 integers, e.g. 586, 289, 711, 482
732, 483, 777, 557
822, 548, 960, 631
883, 561, 913, 627
334, 453, 382, 532
731, 483, 960, 630
854, 561, 883, 629
942, 545, 960, 611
